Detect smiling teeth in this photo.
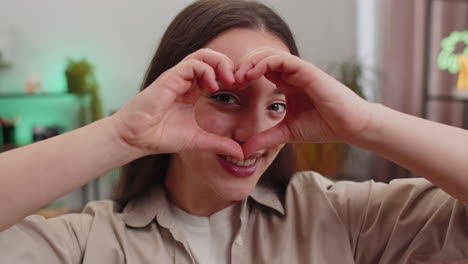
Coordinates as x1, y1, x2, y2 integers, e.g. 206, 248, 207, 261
225, 156, 257, 167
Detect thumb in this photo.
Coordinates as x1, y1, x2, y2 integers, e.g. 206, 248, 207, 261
243, 124, 291, 157
190, 130, 244, 161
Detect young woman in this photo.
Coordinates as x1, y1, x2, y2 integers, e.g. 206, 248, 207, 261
1, 0, 468, 263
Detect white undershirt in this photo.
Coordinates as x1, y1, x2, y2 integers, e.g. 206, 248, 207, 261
169, 202, 241, 264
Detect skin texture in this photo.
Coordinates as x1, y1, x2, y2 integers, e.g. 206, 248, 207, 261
165, 28, 290, 216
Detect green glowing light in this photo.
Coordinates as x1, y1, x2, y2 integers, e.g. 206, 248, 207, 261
0, 94, 89, 145
438, 30, 468, 74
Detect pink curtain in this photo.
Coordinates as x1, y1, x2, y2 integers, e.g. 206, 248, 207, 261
373, 0, 468, 182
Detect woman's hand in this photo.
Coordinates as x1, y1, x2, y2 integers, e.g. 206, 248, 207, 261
235, 48, 373, 155
110, 49, 244, 160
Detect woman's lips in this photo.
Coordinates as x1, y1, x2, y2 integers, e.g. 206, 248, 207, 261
216, 155, 260, 177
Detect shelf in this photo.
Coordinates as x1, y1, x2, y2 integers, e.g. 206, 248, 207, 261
0, 93, 91, 145
426, 90, 468, 102
0, 93, 80, 98
427, 95, 468, 102
452, 89, 468, 100
421, 0, 468, 124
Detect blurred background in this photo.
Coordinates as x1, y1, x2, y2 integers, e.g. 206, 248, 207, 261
0, 0, 467, 216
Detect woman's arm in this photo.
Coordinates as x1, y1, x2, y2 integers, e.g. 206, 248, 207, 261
0, 118, 141, 231
0, 48, 243, 231
236, 48, 468, 202
350, 103, 468, 202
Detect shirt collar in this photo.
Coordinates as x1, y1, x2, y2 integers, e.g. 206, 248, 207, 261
249, 184, 285, 215
122, 183, 285, 228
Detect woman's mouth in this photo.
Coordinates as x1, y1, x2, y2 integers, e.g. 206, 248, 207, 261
217, 154, 261, 177
223, 155, 257, 166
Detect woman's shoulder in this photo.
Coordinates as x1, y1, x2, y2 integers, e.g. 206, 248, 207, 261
23, 200, 125, 228
287, 170, 334, 189
284, 170, 438, 211
11, 199, 127, 235
55, 199, 128, 230
0, 200, 130, 263
285, 171, 343, 198
287, 170, 434, 194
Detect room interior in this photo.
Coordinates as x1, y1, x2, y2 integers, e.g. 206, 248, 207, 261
0, 0, 467, 217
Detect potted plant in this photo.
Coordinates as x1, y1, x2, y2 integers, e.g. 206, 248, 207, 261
65, 58, 103, 122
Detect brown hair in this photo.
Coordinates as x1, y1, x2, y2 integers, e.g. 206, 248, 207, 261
113, 0, 299, 206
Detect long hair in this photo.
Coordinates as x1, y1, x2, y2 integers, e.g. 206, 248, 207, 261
113, 0, 299, 206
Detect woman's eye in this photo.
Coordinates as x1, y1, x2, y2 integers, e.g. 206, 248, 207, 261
268, 103, 286, 114
209, 93, 240, 105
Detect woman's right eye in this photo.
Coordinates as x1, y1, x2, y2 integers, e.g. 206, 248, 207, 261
209, 92, 240, 105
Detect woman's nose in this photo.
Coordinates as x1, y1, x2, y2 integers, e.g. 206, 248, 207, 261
232, 111, 270, 144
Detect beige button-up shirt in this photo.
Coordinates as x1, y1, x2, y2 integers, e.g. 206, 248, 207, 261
1, 171, 468, 263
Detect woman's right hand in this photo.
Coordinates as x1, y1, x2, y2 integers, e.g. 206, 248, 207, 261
110, 49, 244, 160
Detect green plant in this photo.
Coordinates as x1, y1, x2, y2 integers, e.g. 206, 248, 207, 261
335, 61, 366, 98
65, 58, 103, 121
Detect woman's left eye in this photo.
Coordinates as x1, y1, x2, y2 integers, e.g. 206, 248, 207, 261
267, 103, 286, 114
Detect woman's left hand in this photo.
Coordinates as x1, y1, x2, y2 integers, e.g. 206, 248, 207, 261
235, 48, 373, 155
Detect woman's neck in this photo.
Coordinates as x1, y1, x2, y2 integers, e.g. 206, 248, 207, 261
164, 156, 234, 216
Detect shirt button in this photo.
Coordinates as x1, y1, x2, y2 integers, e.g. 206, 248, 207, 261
235, 236, 243, 246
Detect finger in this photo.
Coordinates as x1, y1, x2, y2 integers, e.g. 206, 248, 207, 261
235, 48, 276, 81
191, 130, 244, 161
184, 48, 235, 88
133, 59, 219, 119
245, 54, 298, 82
175, 59, 219, 93
247, 54, 347, 103
242, 124, 292, 157
235, 48, 288, 85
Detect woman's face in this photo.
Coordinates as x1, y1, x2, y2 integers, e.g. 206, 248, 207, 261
169, 28, 290, 202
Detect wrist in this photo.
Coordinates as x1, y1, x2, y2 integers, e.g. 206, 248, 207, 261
94, 116, 147, 165
347, 102, 386, 148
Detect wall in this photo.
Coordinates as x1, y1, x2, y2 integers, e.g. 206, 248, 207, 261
0, 0, 360, 206
0, 0, 357, 116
